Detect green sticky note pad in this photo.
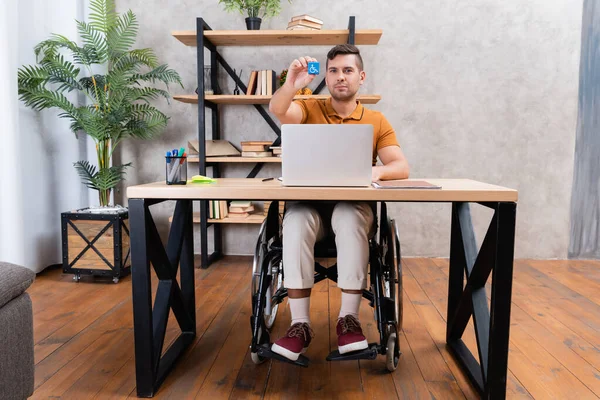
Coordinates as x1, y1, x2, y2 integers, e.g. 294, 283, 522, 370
189, 175, 216, 184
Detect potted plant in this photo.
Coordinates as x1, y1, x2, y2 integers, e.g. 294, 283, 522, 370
218, 0, 292, 30
17, 0, 182, 282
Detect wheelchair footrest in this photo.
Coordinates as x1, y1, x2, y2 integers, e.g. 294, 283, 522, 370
326, 343, 379, 361
256, 344, 310, 367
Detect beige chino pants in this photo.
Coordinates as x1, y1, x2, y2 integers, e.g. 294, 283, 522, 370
282, 201, 376, 290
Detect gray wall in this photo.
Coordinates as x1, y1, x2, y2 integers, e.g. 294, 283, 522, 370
570, 0, 600, 259
117, 0, 583, 259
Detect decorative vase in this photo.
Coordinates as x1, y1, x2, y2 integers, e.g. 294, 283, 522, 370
245, 17, 262, 30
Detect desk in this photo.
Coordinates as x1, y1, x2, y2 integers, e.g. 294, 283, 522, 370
127, 178, 517, 399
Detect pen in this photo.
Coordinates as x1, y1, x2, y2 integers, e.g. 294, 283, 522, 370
166, 151, 172, 178
262, 177, 274, 182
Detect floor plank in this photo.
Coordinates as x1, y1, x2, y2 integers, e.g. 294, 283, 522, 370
327, 278, 366, 400
26, 257, 600, 399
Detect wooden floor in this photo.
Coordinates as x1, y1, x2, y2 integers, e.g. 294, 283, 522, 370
28, 257, 600, 399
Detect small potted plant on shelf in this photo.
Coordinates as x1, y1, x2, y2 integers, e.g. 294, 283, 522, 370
218, 0, 292, 30
17, 0, 182, 283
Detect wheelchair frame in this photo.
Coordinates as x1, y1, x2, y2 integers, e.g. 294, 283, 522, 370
250, 201, 403, 370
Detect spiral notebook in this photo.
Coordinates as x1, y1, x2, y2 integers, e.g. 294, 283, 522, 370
371, 180, 442, 189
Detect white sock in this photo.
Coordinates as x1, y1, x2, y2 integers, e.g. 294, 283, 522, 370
289, 297, 311, 325
338, 292, 361, 319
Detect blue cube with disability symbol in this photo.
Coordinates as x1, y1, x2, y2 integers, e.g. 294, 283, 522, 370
308, 62, 320, 75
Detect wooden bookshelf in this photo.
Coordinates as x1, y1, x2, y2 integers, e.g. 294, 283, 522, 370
188, 155, 281, 163
169, 212, 265, 224
172, 29, 382, 47
169, 212, 266, 224
209, 214, 266, 224
174, 94, 381, 105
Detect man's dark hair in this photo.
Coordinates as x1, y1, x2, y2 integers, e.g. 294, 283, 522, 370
326, 44, 364, 71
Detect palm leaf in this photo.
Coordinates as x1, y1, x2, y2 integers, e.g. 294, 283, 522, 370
76, 20, 108, 63
79, 74, 108, 108
130, 64, 183, 88
34, 35, 78, 61
89, 0, 118, 34
112, 49, 158, 76
35, 35, 100, 65
41, 54, 83, 92
125, 111, 168, 139
94, 163, 132, 190
74, 160, 99, 190
107, 10, 138, 60
74, 161, 130, 191
18, 87, 78, 113
17, 65, 50, 90
126, 87, 171, 103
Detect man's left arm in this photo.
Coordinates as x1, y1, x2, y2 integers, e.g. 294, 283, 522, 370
371, 116, 410, 181
372, 145, 410, 181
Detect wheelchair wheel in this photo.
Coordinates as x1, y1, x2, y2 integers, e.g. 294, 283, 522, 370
252, 220, 283, 330
386, 332, 398, 372
392, 219, 403, 333
383, 218, 401, 371
264, 260, 283, 329
251, 325, 268, 364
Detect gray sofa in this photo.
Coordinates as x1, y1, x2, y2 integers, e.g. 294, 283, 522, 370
0, 262, 35, 400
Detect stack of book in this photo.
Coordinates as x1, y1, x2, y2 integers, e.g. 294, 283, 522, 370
286, 15, 323, 31
270, 146, 282, 157
263, 201, 286, 216
229, 201, 254, 219
246, 70, 277, 95
209, 200, 229, 219
241, 141, 273, 157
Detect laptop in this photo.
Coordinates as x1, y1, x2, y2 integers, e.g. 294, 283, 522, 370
281, 124, 373, 187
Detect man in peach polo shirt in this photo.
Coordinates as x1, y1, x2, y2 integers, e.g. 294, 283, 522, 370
268, 44, 410, 362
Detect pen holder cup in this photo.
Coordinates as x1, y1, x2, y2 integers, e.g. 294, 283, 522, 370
166, 156, 187, 185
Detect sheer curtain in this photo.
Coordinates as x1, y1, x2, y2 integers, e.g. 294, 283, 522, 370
0, 0, 93, 272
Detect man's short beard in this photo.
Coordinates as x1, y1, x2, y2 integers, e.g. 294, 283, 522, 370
330, 88, 358, 102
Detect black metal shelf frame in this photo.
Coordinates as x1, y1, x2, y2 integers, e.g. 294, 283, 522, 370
195, 16, 357, 269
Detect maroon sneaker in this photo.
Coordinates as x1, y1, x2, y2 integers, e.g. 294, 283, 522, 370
337, 315, 368, 354
271, 322, 314, 361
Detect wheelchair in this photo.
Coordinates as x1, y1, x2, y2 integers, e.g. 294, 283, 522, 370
250, 201, 403, 371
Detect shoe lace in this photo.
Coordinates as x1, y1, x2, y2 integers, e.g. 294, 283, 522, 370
286, 323, 314, 342
339, 315, 361, 335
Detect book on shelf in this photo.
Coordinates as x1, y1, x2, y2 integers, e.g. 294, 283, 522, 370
230, 204, 254, 214
241, 141, 273, 156
188, 140, 240, 158
209, 200, 229, 219
227, 212, 249, 218
287, 20, 322, 30
242, 151, 272, 157
243, 143, 270, 152
290, 14, 323, 24
245, 70, 277, 95
230, 200, 252, 208
270, 146, 282, 156
287, 25, 321, 31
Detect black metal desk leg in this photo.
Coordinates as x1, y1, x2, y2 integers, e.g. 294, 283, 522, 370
130, 199, 196, 397
446, 201, 517, 399
486, 202, 516, 398
130, 198, 155, 397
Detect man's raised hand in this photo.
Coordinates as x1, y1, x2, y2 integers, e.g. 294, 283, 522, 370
286, 56, 318, 90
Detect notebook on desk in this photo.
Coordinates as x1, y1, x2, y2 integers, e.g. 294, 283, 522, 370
372, 180, 442, 189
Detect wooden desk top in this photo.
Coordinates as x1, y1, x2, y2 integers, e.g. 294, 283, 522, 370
127, 179, 517, 203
